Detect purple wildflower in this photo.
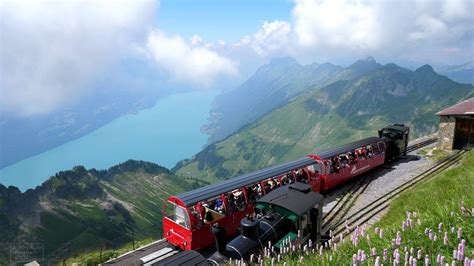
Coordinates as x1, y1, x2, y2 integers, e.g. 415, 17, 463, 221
395, 251, 400, 261
375, 256, 380, 266
372, 247, 377, 256
353, 254, 358, 265
444, 231, 449, 245
417, 249, 422, 260
438, 222, 443, 232
379, 229, 384, 238
402, 221, 407, 231
424, 255, 429, 266
437, 254, 441, 264
383, 248, 388, 261
458, 227, 462, 239
393, 258, 399, 266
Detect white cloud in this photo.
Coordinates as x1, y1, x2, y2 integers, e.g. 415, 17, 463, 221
0, 0, 156, 117
251, 20, 292, 56
146, 30, 238, 87
293, 0, 380, 50
229, 0, 473, 64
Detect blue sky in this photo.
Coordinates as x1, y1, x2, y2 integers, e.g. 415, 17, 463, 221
157, 0, 292, 42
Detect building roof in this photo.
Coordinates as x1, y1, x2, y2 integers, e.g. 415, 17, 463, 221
436, 98, 474, 116
257, 183, 324, 216
175, 137, 382, 206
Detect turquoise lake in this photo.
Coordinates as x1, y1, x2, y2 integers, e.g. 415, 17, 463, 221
0, 91, 216, 192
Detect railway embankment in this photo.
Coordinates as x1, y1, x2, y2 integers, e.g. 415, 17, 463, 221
282, 150, 473, 265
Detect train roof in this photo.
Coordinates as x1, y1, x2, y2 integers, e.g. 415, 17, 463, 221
156, 250, 207, 266
175, 137, 382, 206
257, 183, 324, 216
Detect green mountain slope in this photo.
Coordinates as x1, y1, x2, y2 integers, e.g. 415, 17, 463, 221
204, 57, 343, 142
174, 63, 474, 182
0, 160, 207, 263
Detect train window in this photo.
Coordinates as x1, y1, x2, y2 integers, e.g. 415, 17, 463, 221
373, 144, 380, 155
165, 202, 190, 229
301, 214, 308, 230
378, 142, 386, 153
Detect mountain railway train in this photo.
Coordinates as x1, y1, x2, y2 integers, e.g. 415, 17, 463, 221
163, 124, 410, 253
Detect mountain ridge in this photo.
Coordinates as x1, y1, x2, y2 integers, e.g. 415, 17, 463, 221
0, 160, 208, 263
175, 60, 474, 182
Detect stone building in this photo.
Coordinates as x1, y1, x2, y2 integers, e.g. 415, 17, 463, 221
436, 97, 474, 150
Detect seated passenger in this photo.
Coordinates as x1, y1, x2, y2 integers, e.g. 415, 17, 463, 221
226, 194, 237, 214
215, 199, 225, 214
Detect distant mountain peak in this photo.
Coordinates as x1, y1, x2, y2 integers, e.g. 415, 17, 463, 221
268, 56, 300, 66
415, 64, 436, 74
363, 56, 376, 63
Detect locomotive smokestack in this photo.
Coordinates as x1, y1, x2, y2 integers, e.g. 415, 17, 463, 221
211, 224, 226, 254
241, 215, 259, 240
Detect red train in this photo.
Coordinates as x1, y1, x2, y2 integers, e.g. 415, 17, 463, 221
163, 124, 409, 251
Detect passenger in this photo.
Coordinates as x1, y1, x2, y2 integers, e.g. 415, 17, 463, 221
215, 198, 224, 214
235, 194, 245, 211
340, 154, 349, 168
196, 202, 205, 221
273, 177, 280, 188
367, 146, 373, 158
247, 187, 257, 203
227, 194, 237, 214
300, 170, 308, 183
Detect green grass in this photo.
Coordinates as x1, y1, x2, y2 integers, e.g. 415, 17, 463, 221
62, 237, 155, 266
417, 147, 452, 162
278, 150, 474, 265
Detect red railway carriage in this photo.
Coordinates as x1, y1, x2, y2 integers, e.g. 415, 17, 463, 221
163, 125, 408, 251
163, 157, 318, 250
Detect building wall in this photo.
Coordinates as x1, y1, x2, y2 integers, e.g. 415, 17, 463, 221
438, 116, 456, 150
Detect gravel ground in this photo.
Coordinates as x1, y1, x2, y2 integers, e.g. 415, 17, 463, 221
323, 135, 439, 227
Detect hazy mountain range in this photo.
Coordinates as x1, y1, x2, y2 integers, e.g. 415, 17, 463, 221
438, 62, 474, 85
